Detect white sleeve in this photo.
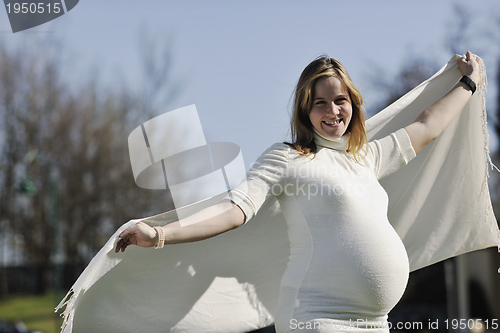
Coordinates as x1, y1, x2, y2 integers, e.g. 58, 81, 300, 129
224, 143, 289, 223
368, 128, 416, 180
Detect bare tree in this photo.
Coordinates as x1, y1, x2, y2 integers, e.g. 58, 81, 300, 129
445, 3, 472, 56
0, 38, 178, 295
137, 27, 183, 120
366, 59, 439, 116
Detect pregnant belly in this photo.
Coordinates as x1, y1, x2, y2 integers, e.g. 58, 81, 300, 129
289, 219, 410, 322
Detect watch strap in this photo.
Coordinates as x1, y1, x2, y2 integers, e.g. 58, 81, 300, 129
460, 75, 476, 95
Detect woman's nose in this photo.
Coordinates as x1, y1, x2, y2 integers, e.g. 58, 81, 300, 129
326, 102, 340, 115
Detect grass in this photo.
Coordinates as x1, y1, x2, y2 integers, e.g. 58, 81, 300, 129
0, 291, 64, 333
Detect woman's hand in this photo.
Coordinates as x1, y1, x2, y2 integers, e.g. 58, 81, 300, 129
115, 222, 159, 253
458, 51, 480, 83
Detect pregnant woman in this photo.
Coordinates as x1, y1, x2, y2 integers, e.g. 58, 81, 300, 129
113, 51, 486, 333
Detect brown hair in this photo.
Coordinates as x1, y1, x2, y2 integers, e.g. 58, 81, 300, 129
288, 55, 367, 162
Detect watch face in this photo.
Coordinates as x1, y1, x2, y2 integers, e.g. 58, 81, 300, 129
4, 0, 79, 33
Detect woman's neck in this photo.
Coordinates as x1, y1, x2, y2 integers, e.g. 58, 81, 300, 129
313, 128, 350, 151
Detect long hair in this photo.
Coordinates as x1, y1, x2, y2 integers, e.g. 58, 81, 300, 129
288, 55, 367, 162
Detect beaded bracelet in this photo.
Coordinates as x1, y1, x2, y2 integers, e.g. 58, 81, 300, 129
154, 226, 165, 249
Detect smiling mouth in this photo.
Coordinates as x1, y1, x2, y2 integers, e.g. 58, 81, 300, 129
322, 118, 343, 126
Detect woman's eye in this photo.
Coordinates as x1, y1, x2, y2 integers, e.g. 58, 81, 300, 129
315, 101, 325, 105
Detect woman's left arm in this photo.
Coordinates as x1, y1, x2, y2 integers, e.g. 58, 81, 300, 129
404, 51, 481, 154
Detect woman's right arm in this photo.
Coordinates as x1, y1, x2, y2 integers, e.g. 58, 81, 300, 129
115, 143, 288, 253
115, 200, 245, 253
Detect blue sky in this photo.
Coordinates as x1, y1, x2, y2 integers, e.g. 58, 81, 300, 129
1, 0, 500, 167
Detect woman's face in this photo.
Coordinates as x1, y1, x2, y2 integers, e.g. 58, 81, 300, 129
309, 76, 352, 140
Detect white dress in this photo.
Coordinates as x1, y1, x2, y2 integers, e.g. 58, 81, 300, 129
228, 129, 416, 333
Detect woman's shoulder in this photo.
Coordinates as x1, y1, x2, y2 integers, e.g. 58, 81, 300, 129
252, 142, 292, 165
262, 142, 293, 154
366, 129, 415, 158
364, 128, 417, 178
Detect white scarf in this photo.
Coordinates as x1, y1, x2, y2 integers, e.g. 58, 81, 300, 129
57, 55, 500, 333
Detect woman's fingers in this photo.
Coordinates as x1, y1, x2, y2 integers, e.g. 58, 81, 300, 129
115, 239, 123, 253
115, 226, 135, 253
459, 51, 473, 64
465, 51, 479, 67
115, 237, 128, 253
116, 240, 123, 253
120, 240, 129, 252
119, 226, 133, 239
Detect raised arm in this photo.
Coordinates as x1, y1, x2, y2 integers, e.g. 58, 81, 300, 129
404, 51, 481, 154
115, 200, 245, 253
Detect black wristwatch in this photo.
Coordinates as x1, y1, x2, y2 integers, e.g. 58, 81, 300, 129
460, 76, 476, 95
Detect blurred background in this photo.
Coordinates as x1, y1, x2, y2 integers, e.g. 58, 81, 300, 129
0, 1, 500, 332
